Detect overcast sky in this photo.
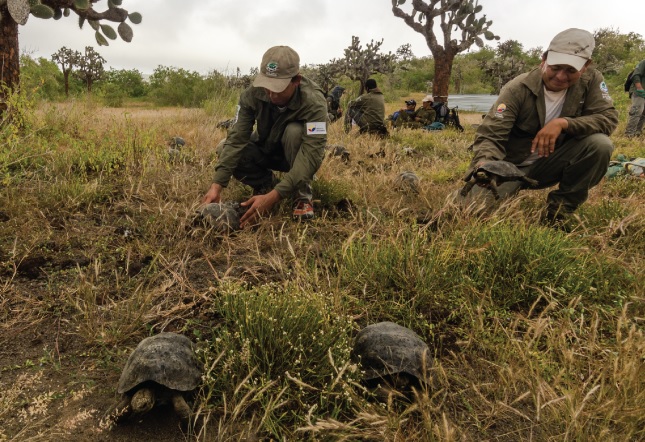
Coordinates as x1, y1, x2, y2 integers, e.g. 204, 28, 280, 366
18, 0, 643, 76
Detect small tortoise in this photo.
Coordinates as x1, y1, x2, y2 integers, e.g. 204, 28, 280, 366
107, 332, 202, 425
167, 136, 186, 161
327, 144, 351, 163
168, 136, 186, 148
351, 322, 431, 392
461, 160, 538, 200
194, 202, 243, 234
394, 171, 420, 194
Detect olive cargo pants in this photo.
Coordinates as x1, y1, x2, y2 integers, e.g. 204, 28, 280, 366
625, 94, 645, 137
458, 133, 613, 214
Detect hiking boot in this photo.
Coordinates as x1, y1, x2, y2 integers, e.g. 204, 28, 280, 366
541, 210, 573, 232
292, 199, 314, 221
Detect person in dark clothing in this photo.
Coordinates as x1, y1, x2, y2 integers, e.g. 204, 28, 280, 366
625, 59, 645, 137
327, 85, 345, 122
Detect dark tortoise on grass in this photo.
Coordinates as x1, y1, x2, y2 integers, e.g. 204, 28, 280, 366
393, 171, 420, 194
351, 322, 431, 393
327, 144, 351, 163
168, 136, 186, 148
461, 160, 538, 200
106, 332, 202, 426
193, 202, 244, 234
167, 136, 186, 161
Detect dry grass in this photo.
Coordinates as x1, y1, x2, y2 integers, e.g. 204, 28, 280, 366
0, 97, 643, 441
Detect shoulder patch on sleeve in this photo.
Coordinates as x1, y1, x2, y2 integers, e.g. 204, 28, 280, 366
306, 122, 327, 135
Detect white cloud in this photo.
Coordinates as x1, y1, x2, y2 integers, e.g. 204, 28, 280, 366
19, 0, 643, 75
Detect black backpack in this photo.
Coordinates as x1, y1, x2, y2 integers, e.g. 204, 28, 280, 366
432, 102, 449, 123
624, 69, 635, 92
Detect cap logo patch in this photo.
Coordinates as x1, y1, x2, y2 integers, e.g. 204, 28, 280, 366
266, 61, 279, 76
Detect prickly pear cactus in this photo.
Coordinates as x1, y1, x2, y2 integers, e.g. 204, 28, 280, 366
5, 0, 142, 47
7, 0, 30, 25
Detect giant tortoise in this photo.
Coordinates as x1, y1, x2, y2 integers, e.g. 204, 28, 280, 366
461, 160, 538, 200
352, 322, 431, 392
106, 332, 202, 426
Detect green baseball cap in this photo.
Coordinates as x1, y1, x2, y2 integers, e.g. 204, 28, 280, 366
546, 28, 595, 71
253, 46, 300, 93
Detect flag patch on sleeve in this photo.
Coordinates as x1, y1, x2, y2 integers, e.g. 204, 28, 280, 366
306, 122, 327, 135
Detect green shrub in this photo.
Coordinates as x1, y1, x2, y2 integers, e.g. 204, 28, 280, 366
200, 282, 358, 438
453, 222, 634, 309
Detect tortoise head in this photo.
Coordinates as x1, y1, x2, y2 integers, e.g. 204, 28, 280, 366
474, 170, 493, 182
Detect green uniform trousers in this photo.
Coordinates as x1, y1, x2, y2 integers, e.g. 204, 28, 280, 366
459, 133, 613, 214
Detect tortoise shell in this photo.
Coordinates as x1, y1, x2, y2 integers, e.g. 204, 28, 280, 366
195, 202, 241, 233
117, 332, 202, 395
394, 171, 420, 193
475, 160, 526, 179
351, 322, 430, 381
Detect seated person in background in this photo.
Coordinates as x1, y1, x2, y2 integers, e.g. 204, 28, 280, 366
414, 95, 437, 127
391, 99, 417, 128
346, 78, 389, 137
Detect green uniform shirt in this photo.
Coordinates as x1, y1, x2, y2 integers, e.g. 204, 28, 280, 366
213, 76, 328, 197
348, 88, 386, 130
469, 66, 618, 173
414, 107, 436, 126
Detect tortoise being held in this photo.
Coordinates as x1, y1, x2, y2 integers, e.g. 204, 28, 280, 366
461, 160, 539, 200
194, 202, 244, 234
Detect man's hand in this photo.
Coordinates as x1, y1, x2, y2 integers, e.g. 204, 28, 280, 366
202, 183, 223, 204
636, 89, 645, 98
531, 118, 568, 158
239, 189, 282, 228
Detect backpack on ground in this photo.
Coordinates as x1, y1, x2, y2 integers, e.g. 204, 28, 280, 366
446, 106, 464, 132
624, 69, 635, 93
432, 102, 449, 123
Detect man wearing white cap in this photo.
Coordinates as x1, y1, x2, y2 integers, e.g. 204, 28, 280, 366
464, 28, 619, 224
202, 46, 328, 226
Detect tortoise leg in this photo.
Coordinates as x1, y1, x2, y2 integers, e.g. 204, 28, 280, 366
523, 176, 539, 187
489, 178, 500, 199
171, 393, 191, 425
131, 387, 155, 415
105, 395, 133, 425
460, 179, 476, 197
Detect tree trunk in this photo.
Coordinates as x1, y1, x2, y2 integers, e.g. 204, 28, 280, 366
0, 9, 20, 113
63, 70, 70, 97
433, 53, 455, 103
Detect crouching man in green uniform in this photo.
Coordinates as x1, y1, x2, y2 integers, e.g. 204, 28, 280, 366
462, 28, 618, 223
202, 46, 328, 227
